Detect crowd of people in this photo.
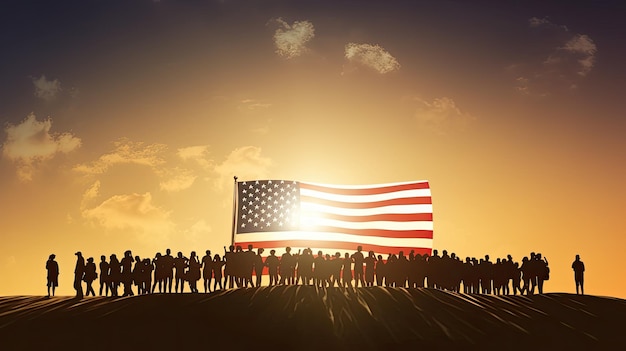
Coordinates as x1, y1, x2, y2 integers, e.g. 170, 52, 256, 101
44, 245, 586, 298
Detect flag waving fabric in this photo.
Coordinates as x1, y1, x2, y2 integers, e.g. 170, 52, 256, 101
234, 180, 433, 257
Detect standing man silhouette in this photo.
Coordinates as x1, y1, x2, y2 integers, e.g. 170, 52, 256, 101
74, 251, 85, 298
351, 246, 365, 287
46, 254, 59, 297
572, 254, 585, 295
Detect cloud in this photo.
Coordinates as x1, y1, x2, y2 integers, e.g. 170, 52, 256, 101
32, 75, 62, 101
413, 97, 475, 133
273, 18, 315, 59
213, 146, 272, 190
528, 17, 568, 31
344, 43, 400, 74
513, 18, 598, 95
82, 192, 175, 239
159, 169, 197, 192
81, 180, 101, 207
74, 138, 167, 175
177, 145, 212, 170
2, 113, 81, 181
239, 99, 272, 111
560, 34, 597, 76
184, 219, 212, 243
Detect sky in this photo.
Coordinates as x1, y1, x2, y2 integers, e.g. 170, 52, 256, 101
1, 0, 625, 297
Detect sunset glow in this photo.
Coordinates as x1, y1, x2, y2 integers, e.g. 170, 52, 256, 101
0, 0, 624, 298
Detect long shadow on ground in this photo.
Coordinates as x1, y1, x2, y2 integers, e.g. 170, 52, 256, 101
0, 287, 624, 350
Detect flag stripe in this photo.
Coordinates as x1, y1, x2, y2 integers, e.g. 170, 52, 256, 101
306, 227, 433, 239
234, 231, 432, 247
300, 203, 432, 216
316, 212, 433, 223
300, 181, 430, 195
238, 227, 433, 239
303, 219, 433, 231
300, 195, 432, 208
301, 186, 431, 203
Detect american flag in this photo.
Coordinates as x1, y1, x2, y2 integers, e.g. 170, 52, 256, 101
233, 180, 433, 257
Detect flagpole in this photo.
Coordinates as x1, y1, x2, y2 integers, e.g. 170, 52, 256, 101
230, 176, 238, 247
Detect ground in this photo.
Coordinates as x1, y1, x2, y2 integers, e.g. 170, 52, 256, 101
0, 286, 624, 350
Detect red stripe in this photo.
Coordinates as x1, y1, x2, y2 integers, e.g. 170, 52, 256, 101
300, 181, 429, 196
320, 212, 433, 223
234, 240, 431, 256
301, 196, 432, 208
235, 228, 434, 239
310, 227, 433, 239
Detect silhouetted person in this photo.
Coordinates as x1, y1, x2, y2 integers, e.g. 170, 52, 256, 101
74, 251, 85, 298
572, 254, 585, 295
224, 245, 235, 289
265, 250, 279, 286
254, 248, 265, 287
84, 257, 97, 297
109, 254, 121, 296
535, 253, 549, 294
46, 254, 59, 297
121, 250, 135, 296
99, 255, 109, 296
141, 258, 154, 294
212, 254, 225, 291
375, 255, 385, 286
188, 251, 201, 293
279, 247, 293, 285
174, 252, 188, 293
162, 249, 174, 293
330, 253, 343, 287
527, 252, 538, 294
364, 251, 376, 287
132, 255, 143, 294
298, 249, 314, 286
202, 250, 213, 293
351, 246, 365, 287
520, 256, 530, 295
152, 253, 163, 294
342, 253, 353, 288
511, 262, 521, 295
244, 245, 256, 287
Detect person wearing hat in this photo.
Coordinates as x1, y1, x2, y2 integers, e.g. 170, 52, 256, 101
74, 251, 85, 298
46, 254, 59, 297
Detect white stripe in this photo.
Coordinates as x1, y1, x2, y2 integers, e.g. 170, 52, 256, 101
300, 188, 431, 203
301, 180, 429, 189
235, 231, 433, 248
301, 218, 433, 231
300, 203, 433, 216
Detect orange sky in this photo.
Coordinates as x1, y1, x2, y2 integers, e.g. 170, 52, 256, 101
0, 0, 625, 297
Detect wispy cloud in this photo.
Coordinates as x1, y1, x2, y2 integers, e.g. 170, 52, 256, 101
213, 146, 272, 190
32, 75, 62, 101
177, 145, 212, 170
74, 138, 167, 175
159, 169, 197, 192
511, 18, 597, 95
272, 18, 315, 59
2, 113, 81, 181
184, 219, 212, 243
560, 34, 597, 76
413, 97, 475, 133
344, 43, 400, 74
238, 99, 272, 111
528, 17, 568, 31
82, 192, 175, 239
